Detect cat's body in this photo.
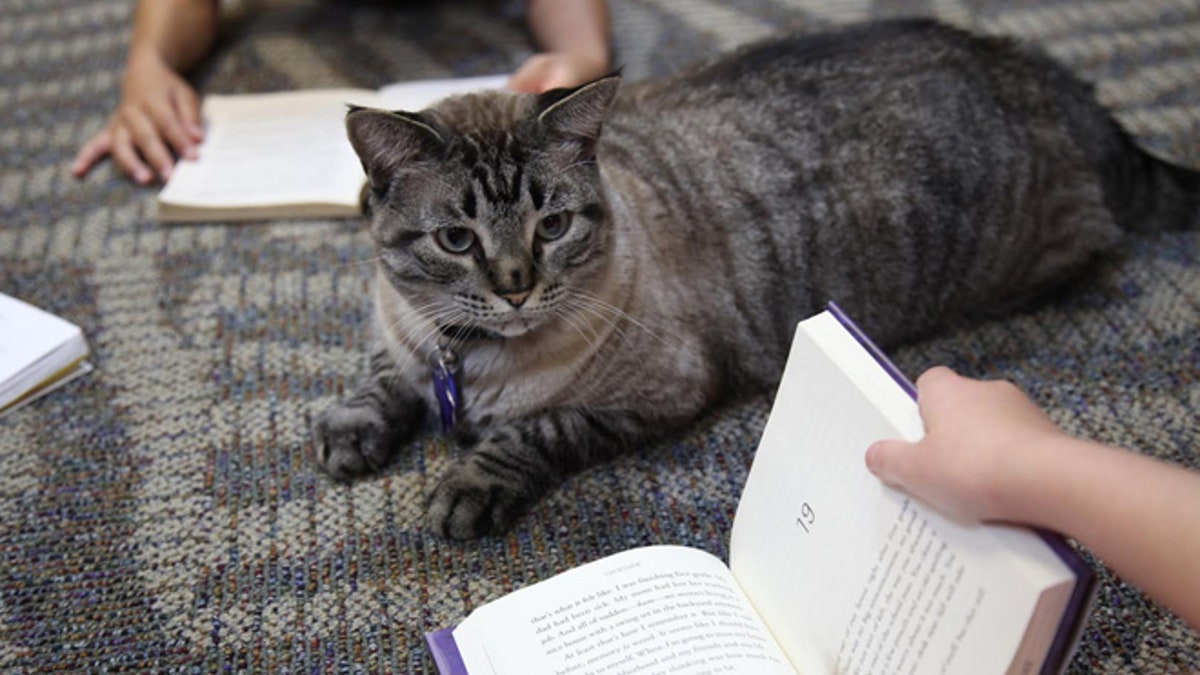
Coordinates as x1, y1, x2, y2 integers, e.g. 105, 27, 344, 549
316, 19, 1198, 538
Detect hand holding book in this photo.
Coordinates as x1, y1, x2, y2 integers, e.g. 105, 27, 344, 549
867, 366, 1200, 634
866, 366, 1070, 524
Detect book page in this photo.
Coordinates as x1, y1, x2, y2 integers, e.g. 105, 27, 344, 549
376, 74, 510, 110
729, 312, 1076, 675
158, 88, 380, 213
452, 545, 795, 675
0, 293, 89, 410
157, 76, 510, 220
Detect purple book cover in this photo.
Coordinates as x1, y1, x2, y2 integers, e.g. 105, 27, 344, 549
825, 300, 1097, 675
425, 627, 468, 675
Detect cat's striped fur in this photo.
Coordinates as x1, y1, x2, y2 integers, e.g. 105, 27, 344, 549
315, 19, 1198, 538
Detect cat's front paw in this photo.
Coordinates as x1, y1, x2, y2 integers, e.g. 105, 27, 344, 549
427, 459, 532, 539
313, 401, 401, 480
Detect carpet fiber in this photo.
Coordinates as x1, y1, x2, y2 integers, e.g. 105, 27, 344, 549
1, 0, 1198, 672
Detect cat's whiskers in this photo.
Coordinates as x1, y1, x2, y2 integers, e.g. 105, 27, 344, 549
330, 255, 384, 270
560, 295, 633, 348
551, 306, 601, 350
431, 306, 490, 373
556, 303, 679, 411
386, 302, 463, 374
558, 158, 599, 173
568, 289, 679, 350
533, 306, 614, 404
391, 319, 440, 374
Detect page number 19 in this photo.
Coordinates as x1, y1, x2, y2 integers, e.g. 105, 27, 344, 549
796, 502, 815, 533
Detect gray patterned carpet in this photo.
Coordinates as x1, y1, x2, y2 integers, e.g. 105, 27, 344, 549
2, 0, 1198, 672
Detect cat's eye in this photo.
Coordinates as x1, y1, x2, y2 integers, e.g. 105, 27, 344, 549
435, 227, 476, 254
536, 213, 572, 241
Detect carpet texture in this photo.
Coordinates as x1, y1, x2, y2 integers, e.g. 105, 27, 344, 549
2, 0, 1198, 672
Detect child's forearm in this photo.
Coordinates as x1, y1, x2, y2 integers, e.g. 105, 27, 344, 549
128, 0, 220, 72
527, 0, 610, 65
1007, 437, 1200, 631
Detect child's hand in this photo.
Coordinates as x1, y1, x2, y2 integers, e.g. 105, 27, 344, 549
508, 50, 609, 93
72, 48, 204, 184
865, 367, 1069, 523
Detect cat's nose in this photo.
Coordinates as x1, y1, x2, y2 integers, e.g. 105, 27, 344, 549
500, 291, 531, 308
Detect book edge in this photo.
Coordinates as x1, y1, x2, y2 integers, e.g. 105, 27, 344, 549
0, 360, 93, 416
156, 199, 364, 223
0, 297, 90, 410
1036, 531, 1098, 675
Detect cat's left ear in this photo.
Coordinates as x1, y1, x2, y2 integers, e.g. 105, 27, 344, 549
535, 75, 621, 161
345, 106, 447, 189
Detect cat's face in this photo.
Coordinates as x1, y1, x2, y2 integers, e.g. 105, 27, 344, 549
346, 78, 620, 339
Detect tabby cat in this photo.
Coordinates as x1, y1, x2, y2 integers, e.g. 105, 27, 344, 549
314, 19, 1198, 539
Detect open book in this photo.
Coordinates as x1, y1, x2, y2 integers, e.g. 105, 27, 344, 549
425, 302, 1096, 675
0, 292, 92, 415
157, 74, 510, 222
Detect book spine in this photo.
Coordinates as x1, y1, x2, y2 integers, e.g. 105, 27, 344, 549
425, 628, 469, 675
824, 301, 916, 399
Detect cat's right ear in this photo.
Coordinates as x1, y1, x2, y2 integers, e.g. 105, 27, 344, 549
345, 106, 446, 189
535, 75, 621, 162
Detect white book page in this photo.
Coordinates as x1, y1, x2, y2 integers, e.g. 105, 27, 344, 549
159, 88, 380, 210
729, 312, 1075, 675
376, 74, 511, 111
0, 293, 88, 408
453, 545, 795, 675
